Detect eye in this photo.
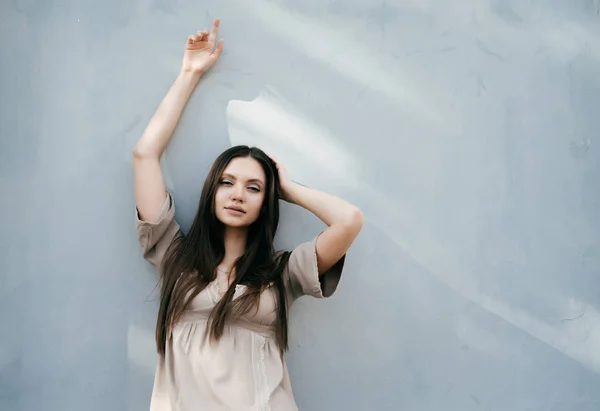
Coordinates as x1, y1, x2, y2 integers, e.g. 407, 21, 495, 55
220, 179, 233, 186
248, 186, 261, 192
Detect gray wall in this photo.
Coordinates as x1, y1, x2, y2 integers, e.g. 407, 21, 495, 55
2, 0, 600, 410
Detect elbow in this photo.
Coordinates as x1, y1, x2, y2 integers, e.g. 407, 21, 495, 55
344, 206, 364, 233
132, 145, 160, 160
132, 147, 143, 159
353, 207, 365, 229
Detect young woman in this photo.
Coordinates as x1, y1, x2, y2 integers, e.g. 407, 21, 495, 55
133, 18, 364, 411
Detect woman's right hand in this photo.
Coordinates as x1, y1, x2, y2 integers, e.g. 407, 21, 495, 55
182, 18, 224, 74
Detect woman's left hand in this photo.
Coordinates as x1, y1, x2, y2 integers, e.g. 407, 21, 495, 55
269, 156, 296, 203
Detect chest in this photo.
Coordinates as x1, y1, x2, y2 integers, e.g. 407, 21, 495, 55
187, 280, 279, 326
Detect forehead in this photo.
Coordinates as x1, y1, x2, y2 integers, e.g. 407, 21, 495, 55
222, 156, 266, 183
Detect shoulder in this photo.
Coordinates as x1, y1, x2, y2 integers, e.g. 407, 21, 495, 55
135, 192, 182, 269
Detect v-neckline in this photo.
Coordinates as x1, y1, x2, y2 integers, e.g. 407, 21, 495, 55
207, 280, 247, 305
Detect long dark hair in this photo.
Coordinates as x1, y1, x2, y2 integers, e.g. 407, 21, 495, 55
155, 145, 291, 356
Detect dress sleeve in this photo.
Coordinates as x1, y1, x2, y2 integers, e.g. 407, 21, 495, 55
135, 192, 182, 269
283, 234, 346, 302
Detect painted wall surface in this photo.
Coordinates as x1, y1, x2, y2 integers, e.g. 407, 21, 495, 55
2, 1, 600, 410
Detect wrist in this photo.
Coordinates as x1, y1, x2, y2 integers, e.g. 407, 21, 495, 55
178, 68, 204, 83
284, 182, 305, 205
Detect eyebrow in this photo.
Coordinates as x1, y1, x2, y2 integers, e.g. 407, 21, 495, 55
222, 173, 265, 186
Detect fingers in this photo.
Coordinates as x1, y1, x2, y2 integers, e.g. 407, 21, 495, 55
268, 154, 283, 170
213, 38, 224, 57
267, 153, 277, 164
208, 17, 220, 45
188, 30, 209, 44
186, 18, 221, 58
187, 18, 219, 48
196, 31, 208, 41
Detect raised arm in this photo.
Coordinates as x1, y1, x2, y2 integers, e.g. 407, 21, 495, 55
271, 158, 364, 275
133, 18, 224, 222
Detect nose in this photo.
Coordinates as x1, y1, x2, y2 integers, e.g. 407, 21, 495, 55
231, 183, 245, 202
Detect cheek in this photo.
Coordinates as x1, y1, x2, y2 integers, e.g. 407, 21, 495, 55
213, 191, 228, 216
214, 188, 227, 206
248, 194, 265, 216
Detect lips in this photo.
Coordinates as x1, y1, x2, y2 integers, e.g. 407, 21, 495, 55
225, 206, 246, 214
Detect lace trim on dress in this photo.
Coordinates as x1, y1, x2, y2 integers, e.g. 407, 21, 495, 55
251, 332, 271, 411
207, 281, 221, 305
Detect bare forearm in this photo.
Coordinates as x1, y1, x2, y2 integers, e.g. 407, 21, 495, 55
133, 70, 202, 158
132, 19, 223, 223
287, 183, 364, 229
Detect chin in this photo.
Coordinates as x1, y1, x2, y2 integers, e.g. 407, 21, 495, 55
224, 220, 250, 229
217, 214, 254, 228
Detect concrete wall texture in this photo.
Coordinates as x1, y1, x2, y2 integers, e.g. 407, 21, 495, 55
1, 0, 600, 410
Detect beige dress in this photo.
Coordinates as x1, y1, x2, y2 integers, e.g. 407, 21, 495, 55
135, 193, 345, 411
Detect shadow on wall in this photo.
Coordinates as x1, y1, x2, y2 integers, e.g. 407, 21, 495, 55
217, 0, 600, 379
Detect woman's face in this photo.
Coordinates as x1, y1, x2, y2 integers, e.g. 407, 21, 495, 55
214, 156, 267, 228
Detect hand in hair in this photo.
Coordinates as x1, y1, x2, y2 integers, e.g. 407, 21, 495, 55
268, 155, 295, 203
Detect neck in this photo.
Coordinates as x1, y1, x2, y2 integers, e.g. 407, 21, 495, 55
220, 226, 247, 271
